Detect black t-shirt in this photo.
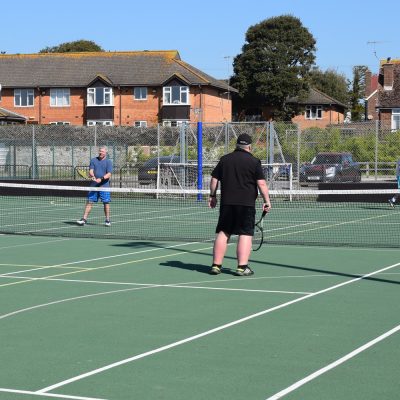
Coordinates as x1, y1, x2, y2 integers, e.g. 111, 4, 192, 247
211, 148, 265, 206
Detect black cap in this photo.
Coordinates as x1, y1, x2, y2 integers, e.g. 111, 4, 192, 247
236, 133, 252, 145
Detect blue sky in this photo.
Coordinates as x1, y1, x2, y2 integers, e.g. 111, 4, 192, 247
1, 0, 399, 81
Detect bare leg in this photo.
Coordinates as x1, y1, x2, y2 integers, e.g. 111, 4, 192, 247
104, 203, 110, 220
212, 231, 230, 265
83, 202, 93, 220
237, 235, 252, 266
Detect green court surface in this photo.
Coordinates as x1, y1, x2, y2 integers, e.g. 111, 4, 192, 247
0, 234, 399, 400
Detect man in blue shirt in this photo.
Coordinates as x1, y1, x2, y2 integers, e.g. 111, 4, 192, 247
77, 146, 113, 226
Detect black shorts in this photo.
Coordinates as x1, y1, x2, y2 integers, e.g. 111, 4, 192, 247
216, 205, 256, 236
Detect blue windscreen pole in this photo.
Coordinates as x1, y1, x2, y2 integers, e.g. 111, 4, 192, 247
197, 122, 203, 201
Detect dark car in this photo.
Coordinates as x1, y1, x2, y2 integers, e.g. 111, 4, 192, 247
138, 156, 197, 186
300, 152, 361, 183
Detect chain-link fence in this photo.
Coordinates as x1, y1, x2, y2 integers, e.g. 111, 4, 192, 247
0, 121, 399, 187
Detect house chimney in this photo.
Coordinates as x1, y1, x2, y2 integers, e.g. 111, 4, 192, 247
382, 60, 394, 90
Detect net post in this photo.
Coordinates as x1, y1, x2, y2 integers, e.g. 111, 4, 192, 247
197, 122, 203, 201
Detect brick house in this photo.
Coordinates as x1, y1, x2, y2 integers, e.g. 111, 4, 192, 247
0, 51, 234, 126
286, 87, 347, 129
364, 70, 378, 121
368, 59, 400, 130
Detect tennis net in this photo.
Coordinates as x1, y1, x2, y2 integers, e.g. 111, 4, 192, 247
0, 182, 399, 248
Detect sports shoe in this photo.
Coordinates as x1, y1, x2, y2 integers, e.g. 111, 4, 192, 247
235, 266, 254, 276
210, 264, 222, 275
388, 199, 395, 208
77, 218, 87, 226
105, 220, 111, 227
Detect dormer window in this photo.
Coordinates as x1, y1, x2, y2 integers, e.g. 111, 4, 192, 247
163, 86, 189, 105
87, 87, 113, 106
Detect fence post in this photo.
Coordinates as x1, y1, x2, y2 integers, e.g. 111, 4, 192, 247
197, 122, 203, 200
375, 120, 379, 181
32, 125, 36, 180
297, 124, 301, 185
224, 123, 229, 155
269, 122, 275, 166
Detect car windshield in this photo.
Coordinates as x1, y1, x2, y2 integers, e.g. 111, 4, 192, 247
311, 154, 342, 164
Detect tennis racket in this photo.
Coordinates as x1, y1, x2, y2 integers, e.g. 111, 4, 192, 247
76, 168, 92, 180
252, 210, 267, 251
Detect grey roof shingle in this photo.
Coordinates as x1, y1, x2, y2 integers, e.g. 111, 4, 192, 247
378, 63, 400, 108
287, 87, 347, 108
0, 50, 233, 91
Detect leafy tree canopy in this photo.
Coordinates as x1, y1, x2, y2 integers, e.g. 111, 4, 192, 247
231, 15, 316, 120
349, 65, 368, 122
39, 40, 104, 53
309, 67, 350, 105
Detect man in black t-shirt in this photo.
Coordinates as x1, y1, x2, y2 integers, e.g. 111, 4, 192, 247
208, 133, 271, 276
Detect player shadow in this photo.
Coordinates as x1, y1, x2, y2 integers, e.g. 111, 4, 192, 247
159, 249, 400, 285
159, 260, 237, 275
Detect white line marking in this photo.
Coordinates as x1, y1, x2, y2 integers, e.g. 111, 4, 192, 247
165, 284, 311, 295
0, 238, 70, 250
0, 241, 207, 277
265, 323, 400, 400
37, 261, 400, 394
0, 285, 159, 320
0, 273, 331, 287
0, 387, 107, 400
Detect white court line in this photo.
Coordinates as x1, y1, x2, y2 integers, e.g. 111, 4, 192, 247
265, 323, 400, 400
265, 211, 398, 240
0, 273, 334, 287
0, 285, 159, 320
0, 241, 206, 277
37, 261, 400, 394
0, 238, 70, 250
0, 387, 107, 400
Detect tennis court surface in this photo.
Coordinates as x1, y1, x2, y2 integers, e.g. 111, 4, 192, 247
1, 183, 399, 399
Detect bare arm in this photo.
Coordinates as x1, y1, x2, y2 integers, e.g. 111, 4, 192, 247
209, 176, 219, 208
257, 179, 271, 212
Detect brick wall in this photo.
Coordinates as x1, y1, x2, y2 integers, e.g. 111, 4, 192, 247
0, 86, 232, 125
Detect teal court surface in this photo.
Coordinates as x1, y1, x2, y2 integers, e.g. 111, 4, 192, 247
0, 231, 399, 400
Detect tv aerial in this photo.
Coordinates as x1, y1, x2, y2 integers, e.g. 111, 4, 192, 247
367, 41, 389, 60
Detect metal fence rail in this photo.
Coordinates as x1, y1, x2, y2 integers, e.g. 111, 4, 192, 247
1, 121, 399, 187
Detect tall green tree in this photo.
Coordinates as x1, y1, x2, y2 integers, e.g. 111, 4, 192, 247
349, 65, 368, 122
231, 15, 316, 120
309, 67, 350, 105
39, 40, 104, 53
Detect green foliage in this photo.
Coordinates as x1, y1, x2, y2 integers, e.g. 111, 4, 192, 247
39, 40, 104, 53
232, 15, 316, 120
349, 65, 368, 121
309, 68, 350, 105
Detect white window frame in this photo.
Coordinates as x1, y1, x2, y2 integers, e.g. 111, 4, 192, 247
50, 89, 70, 107
162, 120, 187, 127
163, 86, 189, 105
87, 87, 113, 106
392, 108, 400, 131
14, 89, 34, 107
134, 87, 147, 100
134, 121, 147, 127
87, 120, 113, 126
305, 105, 322, 120
50, 88, 70, 107
49, 121, 70, 125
